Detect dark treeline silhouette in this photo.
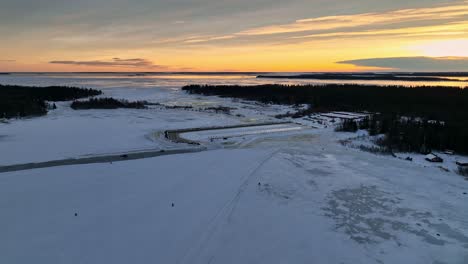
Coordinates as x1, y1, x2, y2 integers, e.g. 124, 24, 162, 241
257, 73, 466, 82
1, 84, 101, 118
182, 84, 468, 119
401, 72, 468, 77
341, 116, 468, 154
183, 84, 468, 154
71, 98, 147, 110
379, 117, 466, 154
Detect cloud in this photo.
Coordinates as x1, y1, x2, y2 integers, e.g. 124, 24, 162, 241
184, 35, 235, 43
49, 58, 166, 69
0, 60, 16, 62
171, 1, 468, 47
292, 21, 468, 39
337, 56, 468, 71
237, 1, 468, 36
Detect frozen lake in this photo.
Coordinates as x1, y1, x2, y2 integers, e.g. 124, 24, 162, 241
1, 72, 467, 91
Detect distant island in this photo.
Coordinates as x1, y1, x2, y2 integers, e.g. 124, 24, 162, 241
257, 72, 468, 82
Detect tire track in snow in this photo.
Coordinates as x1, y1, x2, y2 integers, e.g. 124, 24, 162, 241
178, 148, 281, 264
226, 148, 282, 222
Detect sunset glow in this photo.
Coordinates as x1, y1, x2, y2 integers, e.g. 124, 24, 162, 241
1, 0, 467, 72
410, 39, 468, 57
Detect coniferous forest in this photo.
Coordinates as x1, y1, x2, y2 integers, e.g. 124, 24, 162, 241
0, 85, 102, 118
183, 84, 468, 154
71, 98, 147, 110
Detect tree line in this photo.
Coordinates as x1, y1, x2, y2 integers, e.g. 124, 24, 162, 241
71, 98, 147, 110
337, 116, 468, 154
183, 84, 468, 154
1, 84, 102, 118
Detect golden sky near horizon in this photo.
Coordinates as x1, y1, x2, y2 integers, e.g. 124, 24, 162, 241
0, 0, 468, 72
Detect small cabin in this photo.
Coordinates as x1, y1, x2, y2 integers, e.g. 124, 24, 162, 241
425, 154, 443, 163
443, 150, 455, 155
456, 161, 468, 167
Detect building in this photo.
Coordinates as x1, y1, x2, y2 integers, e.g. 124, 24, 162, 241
425, 153, 443, 163
444, 150, 455, 155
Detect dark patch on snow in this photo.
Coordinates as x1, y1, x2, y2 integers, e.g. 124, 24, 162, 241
322, 185, 468, 247
258, 183, 294, 201
306, 168, 333, 177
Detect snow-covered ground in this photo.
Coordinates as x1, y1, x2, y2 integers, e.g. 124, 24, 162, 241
340, 131, 468, 175
0, 74, 294, 165
0, 102, 241, 165
1, 74, 467, 263
1, 131, 467, 264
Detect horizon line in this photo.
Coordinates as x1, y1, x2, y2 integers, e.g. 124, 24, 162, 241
3, 71, 468, 74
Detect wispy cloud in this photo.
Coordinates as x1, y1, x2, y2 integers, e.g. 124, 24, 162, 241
173, 1, 468, 47
184, 35, 235, 43
338, 56, 468, 71
41, 1, 468, 50
292, 21, 468, 39
49, 58, 166, 69
237, 1, 468, 36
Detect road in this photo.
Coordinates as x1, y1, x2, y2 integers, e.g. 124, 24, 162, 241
0, 122, 292, 173
0, 147, 206, 173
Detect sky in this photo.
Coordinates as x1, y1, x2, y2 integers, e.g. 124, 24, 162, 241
0, 0, 467, 72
